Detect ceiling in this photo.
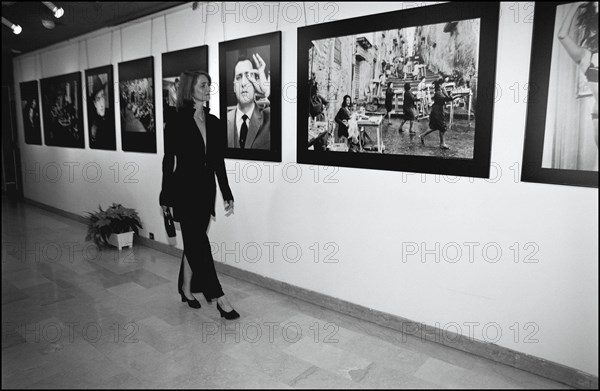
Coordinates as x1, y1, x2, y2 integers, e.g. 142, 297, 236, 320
2, 2, 186, 60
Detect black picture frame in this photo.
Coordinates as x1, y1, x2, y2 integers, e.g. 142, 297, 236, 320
40, 72, 85, 148
162, 45, 209, 152
118, 56, 156, 153
219, 31, 282, 162
20, 80, 42, 145
521, 2, 598, 188
297, 2, 500, 178
85, 65, 116, 150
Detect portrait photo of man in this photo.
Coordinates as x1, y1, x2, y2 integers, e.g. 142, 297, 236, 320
226, 53, 271, 150
220, 32, 281, 161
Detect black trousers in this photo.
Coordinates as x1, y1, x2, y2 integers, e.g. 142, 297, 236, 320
177, 209, 224, 300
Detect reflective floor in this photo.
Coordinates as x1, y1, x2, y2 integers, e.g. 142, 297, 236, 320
2, 198, 570, 388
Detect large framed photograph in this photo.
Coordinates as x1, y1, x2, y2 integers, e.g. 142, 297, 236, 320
40, 72, 84, 148
219, 31, 281, 162
118, 56, 156, 153
297, 2, 500, 178
521, 2, 598, 188
162, 45, 208, 151
20, 80, 42, 145
85, 65, 116, 150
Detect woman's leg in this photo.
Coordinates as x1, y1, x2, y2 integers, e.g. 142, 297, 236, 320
440, 130, 449, 149
217, 294, 235, 312
399, 119, 406, 132
420, 129, 436, 138
340, 135, 348, 147
420, 128, 437, 144
181, 253, 193, 298
179, 210, 224, 301
593, 118, 598, 148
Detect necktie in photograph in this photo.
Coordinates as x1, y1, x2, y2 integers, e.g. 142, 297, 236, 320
240, 114, 248, 149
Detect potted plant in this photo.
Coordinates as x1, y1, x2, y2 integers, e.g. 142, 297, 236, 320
85, 203, 142, 250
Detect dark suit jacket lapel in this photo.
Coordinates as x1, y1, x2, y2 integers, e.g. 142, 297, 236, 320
190, 108, 206, 159
246, 104, 263, 149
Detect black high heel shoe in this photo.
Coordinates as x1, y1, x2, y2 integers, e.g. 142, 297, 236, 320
180, 292, 201, 309
217, 303, 240, 319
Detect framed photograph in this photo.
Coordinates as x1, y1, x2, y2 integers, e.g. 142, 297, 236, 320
118, 56, 156, 153
85, 65, 116, 150
162, 45, 208, 151
297, 2, 500, 178
20, 80, 42, 145
219, 31, 281, 162
521, 2, 598, 188
40, 72, 84, 148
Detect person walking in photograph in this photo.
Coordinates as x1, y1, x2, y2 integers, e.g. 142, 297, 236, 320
399, 82, 418, 134
417, 76, 430, 116
420, 79, 459, 149
385, 82, 395, 125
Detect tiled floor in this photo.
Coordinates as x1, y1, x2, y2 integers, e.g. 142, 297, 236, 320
2, 198, 571, 389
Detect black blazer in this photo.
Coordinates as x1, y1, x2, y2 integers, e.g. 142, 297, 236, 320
159, 106, 233, 220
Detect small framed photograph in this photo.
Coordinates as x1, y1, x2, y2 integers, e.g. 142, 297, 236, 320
297, 2, 500, 178
40, 72, 85, 148
118, 56, 156, 153
521, 2, 598, 188
85, 65, 116, 150
20, 80, 42, 145
219, 31, 282, 162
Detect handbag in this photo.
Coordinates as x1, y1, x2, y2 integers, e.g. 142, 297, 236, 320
163, 208, 176, 238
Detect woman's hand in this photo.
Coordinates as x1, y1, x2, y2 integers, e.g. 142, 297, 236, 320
224, 200, 234, 216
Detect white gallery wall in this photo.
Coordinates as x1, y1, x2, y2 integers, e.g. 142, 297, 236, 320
12, 2, 598, 376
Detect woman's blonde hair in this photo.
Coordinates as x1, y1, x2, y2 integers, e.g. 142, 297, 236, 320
176, 70, 212, 110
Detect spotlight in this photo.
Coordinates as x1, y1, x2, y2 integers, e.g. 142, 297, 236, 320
1, 16, 22, 35
42, 1, 64, 18
42, 19, 56, 29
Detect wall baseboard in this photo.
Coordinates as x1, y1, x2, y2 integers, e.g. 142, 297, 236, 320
21, 197, 599, 389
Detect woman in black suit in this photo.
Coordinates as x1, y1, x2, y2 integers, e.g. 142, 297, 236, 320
160, 70, 239, 319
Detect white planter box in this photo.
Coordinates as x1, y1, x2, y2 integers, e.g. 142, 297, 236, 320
108, 231, 134, 251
